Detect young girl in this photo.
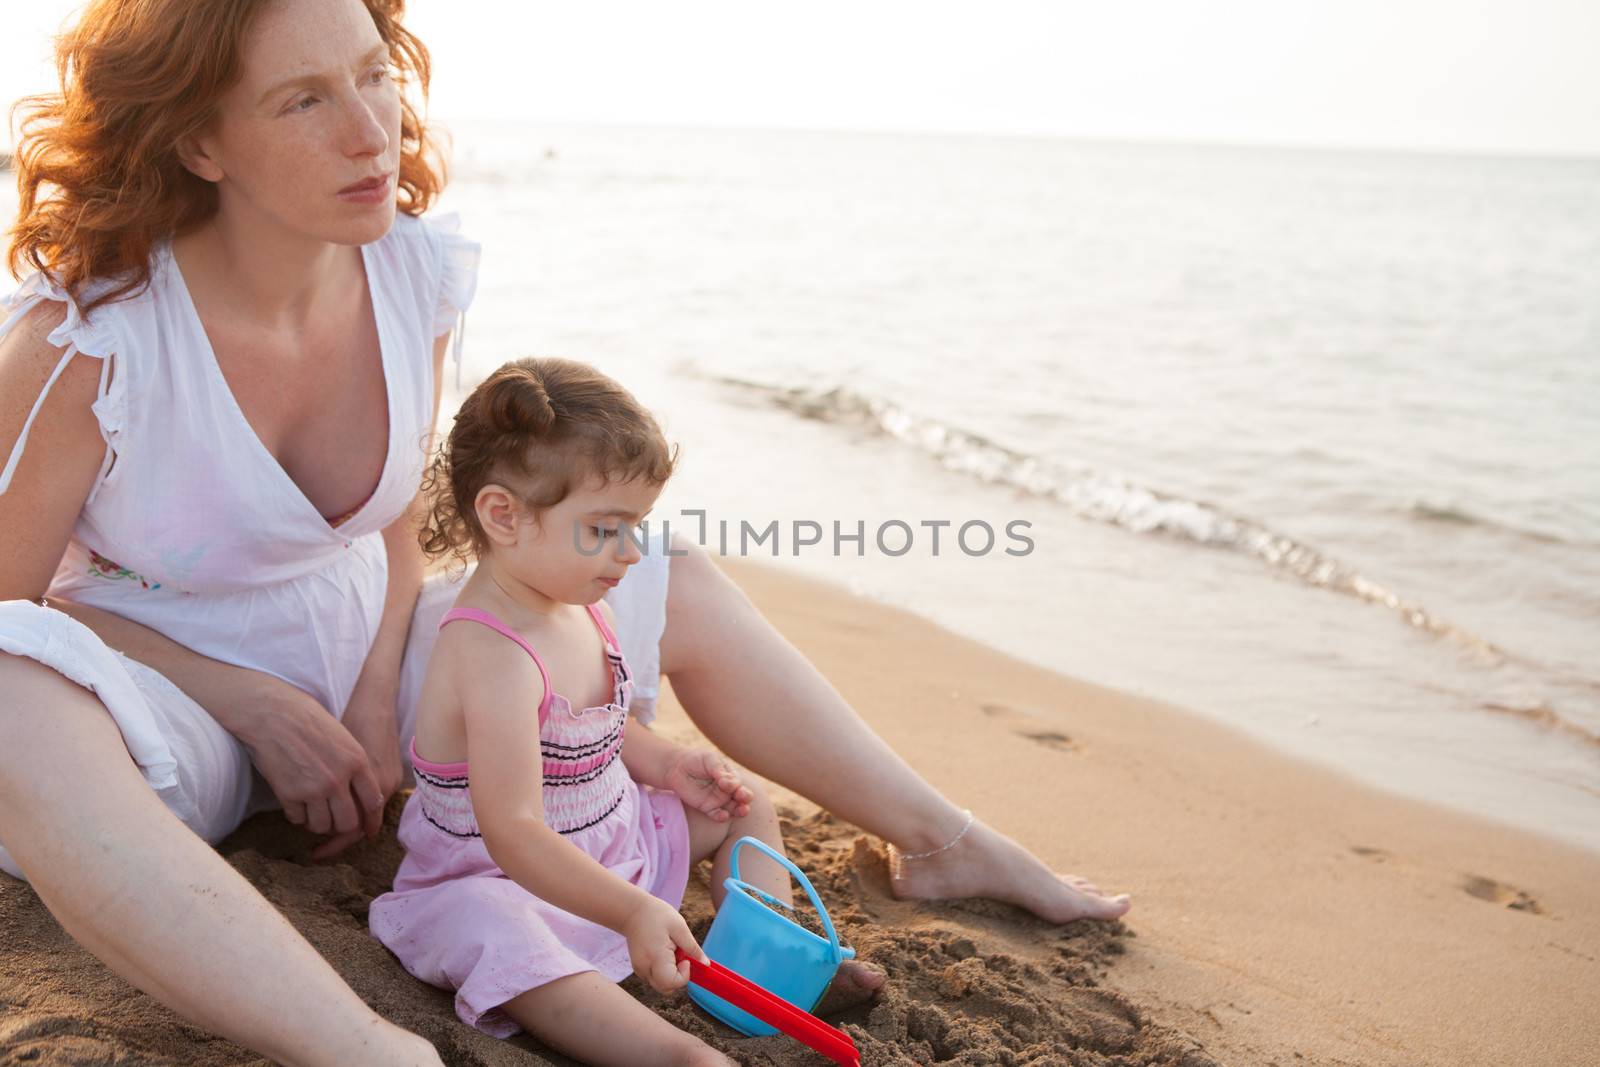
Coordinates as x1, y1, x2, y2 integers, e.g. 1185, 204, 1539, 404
369, 357, 798, 1067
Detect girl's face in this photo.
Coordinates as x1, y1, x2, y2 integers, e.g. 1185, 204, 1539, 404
182, 0, 402, 246
477, 475, 666, 607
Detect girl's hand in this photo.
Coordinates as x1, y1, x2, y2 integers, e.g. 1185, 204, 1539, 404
664, 747, 753, 823
234, 674, 386, 860
620, 896, 707, 994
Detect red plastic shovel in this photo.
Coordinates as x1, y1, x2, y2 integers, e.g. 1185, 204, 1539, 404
676, 948, 862, 1066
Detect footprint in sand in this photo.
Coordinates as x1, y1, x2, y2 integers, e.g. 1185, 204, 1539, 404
980, 703, 1082, 753
1020, 730, 1079, 752
1460, 874, 1546, 915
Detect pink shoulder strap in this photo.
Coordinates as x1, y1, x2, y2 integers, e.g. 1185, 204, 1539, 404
584, 602, 623, 650
438, 606, 553, 724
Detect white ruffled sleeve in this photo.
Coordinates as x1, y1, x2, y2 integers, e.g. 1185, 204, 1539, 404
0, 272, 125, 501
424, 212, 482, 391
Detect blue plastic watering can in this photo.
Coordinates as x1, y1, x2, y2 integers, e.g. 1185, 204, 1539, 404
686, 836, 855, 1037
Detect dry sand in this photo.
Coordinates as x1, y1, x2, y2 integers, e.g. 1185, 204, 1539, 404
2, 558, 1597, 1065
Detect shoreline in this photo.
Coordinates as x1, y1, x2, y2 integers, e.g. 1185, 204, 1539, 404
633, 366, 1600, 861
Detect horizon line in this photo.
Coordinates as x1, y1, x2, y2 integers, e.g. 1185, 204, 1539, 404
4, 118, 1598, 169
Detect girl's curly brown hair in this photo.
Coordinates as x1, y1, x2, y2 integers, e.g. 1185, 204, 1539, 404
6, 0, 445, 315
420, 358, 679, 577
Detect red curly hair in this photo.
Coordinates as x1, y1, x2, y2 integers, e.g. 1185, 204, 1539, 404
5, 0, 446, 315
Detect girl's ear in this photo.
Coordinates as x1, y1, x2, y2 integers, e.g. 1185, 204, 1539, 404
474, 485, 522, 546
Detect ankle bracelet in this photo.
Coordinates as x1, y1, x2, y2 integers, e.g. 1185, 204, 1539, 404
895, 809, 975, 861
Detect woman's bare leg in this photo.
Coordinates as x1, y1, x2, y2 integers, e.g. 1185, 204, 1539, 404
0, 653, 442, 1067
502, 971, 734, 1067
658, 543, 1131, 924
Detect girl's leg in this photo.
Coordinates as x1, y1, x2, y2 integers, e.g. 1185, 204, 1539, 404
684, 777, 790, 910
658, 540, 1131, 924
500, 970, 735, 1067
0, 653, 442, 1067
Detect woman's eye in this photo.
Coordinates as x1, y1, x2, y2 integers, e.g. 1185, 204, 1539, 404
366, 66, 389, 85
288, 95, 319, 113
591, 526, 616, 540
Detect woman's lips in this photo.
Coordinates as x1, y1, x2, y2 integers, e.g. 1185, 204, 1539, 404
337, 173, 392, 204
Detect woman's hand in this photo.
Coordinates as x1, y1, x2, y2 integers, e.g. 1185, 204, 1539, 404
663, 747, 753, 823
620, 895, 706, 994
233, 674, 385, 861
338, 679, 405, 831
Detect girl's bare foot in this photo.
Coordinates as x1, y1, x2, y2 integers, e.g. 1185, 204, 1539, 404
889, 817, 1132, 924
813, 959, 887, 1016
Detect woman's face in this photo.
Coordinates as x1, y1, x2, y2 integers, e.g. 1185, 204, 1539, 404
185, 0, 402, 246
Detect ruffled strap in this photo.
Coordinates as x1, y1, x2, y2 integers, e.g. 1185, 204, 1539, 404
424, 212, 482, 392
0, 272, 124, 499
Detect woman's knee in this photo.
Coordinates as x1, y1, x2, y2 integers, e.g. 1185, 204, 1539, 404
0, 649, 118, 752
0, 650, 126, 860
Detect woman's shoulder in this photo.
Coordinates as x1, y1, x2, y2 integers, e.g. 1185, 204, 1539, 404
380, 210, 477, 257
374, 210, 482, 341
2, 267, 150, 363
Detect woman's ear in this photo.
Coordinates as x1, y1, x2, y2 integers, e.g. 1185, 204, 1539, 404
175, 131, 225, 183
474, 485, 521, 546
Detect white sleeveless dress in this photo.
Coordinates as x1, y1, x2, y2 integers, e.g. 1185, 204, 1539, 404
0, 213, 672, 883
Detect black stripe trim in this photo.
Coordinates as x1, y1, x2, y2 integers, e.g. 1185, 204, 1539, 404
554, 789, 626, 835
544, 754, 619, 787
415, 769, 469, 789
421, 809, 482, 838
542, 722, 623, 756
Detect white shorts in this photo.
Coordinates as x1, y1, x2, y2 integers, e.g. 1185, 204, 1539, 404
0, 531, 673, 884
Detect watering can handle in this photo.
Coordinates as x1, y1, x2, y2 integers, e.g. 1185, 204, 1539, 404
728, 836, 845, 962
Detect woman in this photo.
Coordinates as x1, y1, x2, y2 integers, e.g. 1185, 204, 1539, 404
0, 1, 1131, 1065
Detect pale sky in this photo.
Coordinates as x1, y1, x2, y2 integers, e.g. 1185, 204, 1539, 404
3, 0, 1597, 158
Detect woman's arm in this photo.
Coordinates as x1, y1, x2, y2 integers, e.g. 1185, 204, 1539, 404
0, 302, 109, 601
0, 299, 363, 738
0, 304, 271, 725
316, 332, 452, 855
344, 331, 450, 710
1, 302, 384, 852
43, 595, 299, 741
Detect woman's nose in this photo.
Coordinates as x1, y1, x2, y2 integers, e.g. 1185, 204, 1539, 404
343, 97, 390, 160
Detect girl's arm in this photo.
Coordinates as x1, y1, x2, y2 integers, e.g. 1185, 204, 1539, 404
618, 719, 681, 790
621, 717, 756, 824
450, 609, 708, 992
455, 627, 657, 929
